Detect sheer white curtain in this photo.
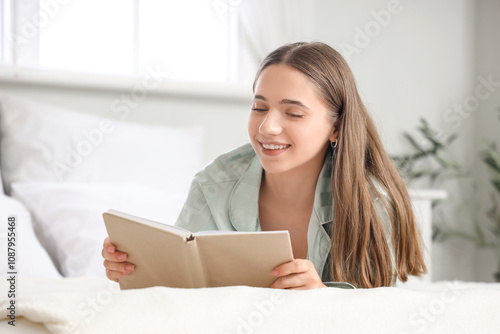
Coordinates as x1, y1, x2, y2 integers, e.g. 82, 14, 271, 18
236, 0, 314, 67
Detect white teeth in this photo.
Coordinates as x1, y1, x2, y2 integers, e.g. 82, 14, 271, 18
262, 143, 288, 150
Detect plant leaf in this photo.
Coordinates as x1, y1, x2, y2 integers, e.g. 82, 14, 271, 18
493, 180, 500, 194
445, 133, 458, 145
403, 133, 426, 153
473, 218, 486, 246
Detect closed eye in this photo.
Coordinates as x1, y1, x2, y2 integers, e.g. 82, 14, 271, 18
252, 108, 268, 112
287, 113, 303, 118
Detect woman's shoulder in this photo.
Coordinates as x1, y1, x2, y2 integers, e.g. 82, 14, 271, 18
193, 143, 257, 185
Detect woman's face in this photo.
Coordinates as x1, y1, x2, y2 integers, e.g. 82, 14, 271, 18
248, 64, 337, 176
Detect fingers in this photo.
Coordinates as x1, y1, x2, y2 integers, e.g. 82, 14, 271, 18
101, 247, 128, 262
270, 273, 304, 289
101, 237, 128, 262
270, 273, 326, 289
103, 259, 135, 281
102, 236, 134, 282
272, 259, 313, 277
103, 236, 115, 250
105, 268, 130, 282
270, 259, 325, 289
103, 236, 117, 257
285, 286, 313, 291
103, 259, 135, 273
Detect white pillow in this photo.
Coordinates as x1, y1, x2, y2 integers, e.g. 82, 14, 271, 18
0, 167, 4, 194
0, 194, 62, 279
0, 92, 203, 194
11, 182, 187, 277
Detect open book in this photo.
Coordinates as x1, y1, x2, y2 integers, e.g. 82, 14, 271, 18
103, 209, 294, 290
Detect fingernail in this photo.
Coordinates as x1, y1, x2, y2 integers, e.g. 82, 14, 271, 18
271, 270, 279, 276
117, 253, 126, 260
107, 246, 115, 253
125, 264, 134, 271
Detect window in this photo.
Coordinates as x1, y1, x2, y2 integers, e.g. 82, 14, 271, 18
0, 0, 12, 65
1, 0, 241, 84
0, 2, 3, 63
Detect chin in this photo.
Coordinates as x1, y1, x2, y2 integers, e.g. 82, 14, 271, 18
259, 161, 292, 175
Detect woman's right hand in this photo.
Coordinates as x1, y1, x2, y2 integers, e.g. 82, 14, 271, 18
102, 236, 135, 282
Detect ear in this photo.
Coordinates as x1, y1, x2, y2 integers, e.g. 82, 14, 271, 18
329, 127, 338, 143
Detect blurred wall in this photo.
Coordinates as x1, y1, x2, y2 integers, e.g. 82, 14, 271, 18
473, 0, 500, 281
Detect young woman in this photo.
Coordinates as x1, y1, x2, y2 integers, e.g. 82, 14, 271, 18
102, 42, 426, 289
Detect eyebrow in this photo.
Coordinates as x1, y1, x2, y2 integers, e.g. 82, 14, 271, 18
253, 94, 310, 110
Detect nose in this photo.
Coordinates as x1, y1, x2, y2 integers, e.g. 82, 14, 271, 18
259, 111, 282, 136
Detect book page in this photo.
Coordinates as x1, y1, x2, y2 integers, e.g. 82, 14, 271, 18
195, 231, 293, 288
105, 209, 193, 239
194, 230, 287, 236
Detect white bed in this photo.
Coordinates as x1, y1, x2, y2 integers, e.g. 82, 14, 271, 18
1, 277, 500, 334
0, 92, 499, 333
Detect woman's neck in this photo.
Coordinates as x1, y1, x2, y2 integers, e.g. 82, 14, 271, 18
260, 157, 325, 208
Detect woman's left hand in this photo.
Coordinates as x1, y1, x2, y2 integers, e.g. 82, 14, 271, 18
269, 259, 327, 290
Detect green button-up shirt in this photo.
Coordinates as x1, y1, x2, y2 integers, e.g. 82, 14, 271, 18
175, 143, 394, 287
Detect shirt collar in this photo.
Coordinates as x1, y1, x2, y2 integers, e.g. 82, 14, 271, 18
228, 149, 334, 231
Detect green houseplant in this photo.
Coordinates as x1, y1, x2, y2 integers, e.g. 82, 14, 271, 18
391, 118, 467, 185
392, 117, 500, 281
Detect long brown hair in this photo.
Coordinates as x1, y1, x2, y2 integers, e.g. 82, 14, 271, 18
253, 42, 426, 288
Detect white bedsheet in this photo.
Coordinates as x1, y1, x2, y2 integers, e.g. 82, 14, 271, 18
1, 277, 499, 334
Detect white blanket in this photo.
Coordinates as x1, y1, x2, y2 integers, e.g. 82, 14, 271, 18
1, 277, 499, 334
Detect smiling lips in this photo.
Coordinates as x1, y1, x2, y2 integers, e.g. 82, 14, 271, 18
259, 142, 290, 156
262, 143, 289, 150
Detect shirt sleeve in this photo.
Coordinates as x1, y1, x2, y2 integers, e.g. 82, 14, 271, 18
374, 196, 398, 286
174, 179, 219, 233
323, 282, 356, 289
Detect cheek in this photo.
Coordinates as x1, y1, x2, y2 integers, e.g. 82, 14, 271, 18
247, 114, 259, 137
293, 122, 331, 150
